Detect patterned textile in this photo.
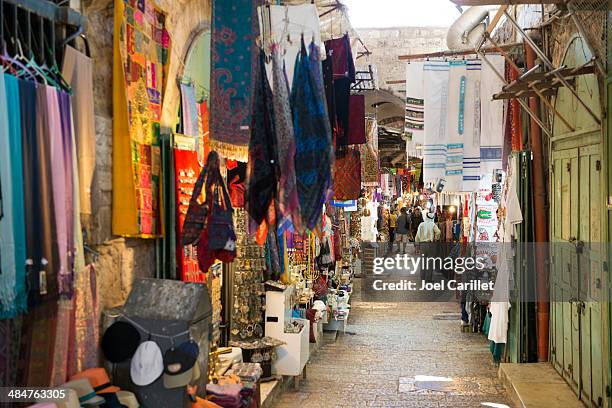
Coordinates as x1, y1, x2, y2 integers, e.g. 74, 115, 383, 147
360, 119, 379, 186
0, 74, 27, 317
463, 60, 482, 192
113, 0, 170, 237
423, 61, 449, 186
198, 101, 211, 166
445, 61, 467, 192
246, 51, 278, 226
405, 62, 425, 158
347, 94, 366, 145
333, 148, 361, 200
291, 40, 334, 230
210, 0, 260, 161
271, 44, 301, 232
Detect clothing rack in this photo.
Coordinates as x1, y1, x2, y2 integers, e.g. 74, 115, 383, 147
0, 0, 87, 67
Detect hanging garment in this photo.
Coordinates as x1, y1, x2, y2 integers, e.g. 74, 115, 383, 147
62, 46, 96, 226
325, 34, 356, 146
291, 39, 334, 230
271, 44, 301, 232
0, 74, 26, 318
347, 94, 366, 145
445, 61, 467, 192
333, 148, 361, 201
112, 0, 170, 237
210, 0, 260, 161
405, 61, 425, 158
247, 50, 278, 226
260, 4, 325, 91
480, 55, 505, 186
361, 119, 379, 187
462, 60, 482, 192
423, 61, 450, 186
322, 55, 337, 142
181, 83, 199, 137
48, 87, 74, 296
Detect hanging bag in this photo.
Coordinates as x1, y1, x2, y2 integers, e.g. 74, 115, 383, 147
182, 168, 208, 246
207, 181, 237, 252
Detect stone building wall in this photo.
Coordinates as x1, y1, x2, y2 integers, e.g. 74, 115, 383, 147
356, 27, 448, 96
78, 0, 212, 309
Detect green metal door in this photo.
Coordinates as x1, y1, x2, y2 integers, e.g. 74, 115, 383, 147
550, 34, 605, 407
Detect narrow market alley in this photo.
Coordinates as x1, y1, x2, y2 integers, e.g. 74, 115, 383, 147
273, 248, 512, 408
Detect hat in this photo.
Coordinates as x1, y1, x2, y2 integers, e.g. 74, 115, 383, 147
130, 340, 163, 386
102, 321, 141, 363
98, 392, 128, 408
71, 368, 120, 394
163, 340, 199, 389
63, 378, 105, 406
116, 391, 140, 408
37, 388, 80, 408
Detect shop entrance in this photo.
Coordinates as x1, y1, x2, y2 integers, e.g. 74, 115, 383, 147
549, 34, 605, 407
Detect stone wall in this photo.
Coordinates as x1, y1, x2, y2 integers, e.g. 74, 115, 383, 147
79, 0, 211, 309
356, 27, 448, 97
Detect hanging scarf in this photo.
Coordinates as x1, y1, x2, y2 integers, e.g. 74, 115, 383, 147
271, 44, 301, 232
333, 148, 362, 201
112, 0, 170, 237
246, 50, 278, 226
291, 39, 333, 230
210, 0, 260, 161
347, 94, 366, 145
0, 73, 27, 317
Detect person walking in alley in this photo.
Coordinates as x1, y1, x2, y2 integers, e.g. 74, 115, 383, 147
388, 207, 398, 253
395, 207, 410, 254
415, 210, 441, 282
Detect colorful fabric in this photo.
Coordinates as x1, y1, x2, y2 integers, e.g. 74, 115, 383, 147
360, 119, 379, 186
291, 39, 334, 230
347, 94, 366, 145
210, 0, 260, 161
174, 148, 204, 282
423, 61, 449, 186
271, 44, 301, 232
333, 148, 361, 200
462, 60, 482, 192
404, 62, 425, 158
445, 61, 467, 192
325, 34, 355, 146
113, 0, 170, 237
0, 74, 27, 318
247, 51, 278, 226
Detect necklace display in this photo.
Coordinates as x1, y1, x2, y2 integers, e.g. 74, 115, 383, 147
230, 208, 265, 341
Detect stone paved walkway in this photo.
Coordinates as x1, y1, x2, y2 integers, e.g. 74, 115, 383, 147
272, 250, 513, 408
